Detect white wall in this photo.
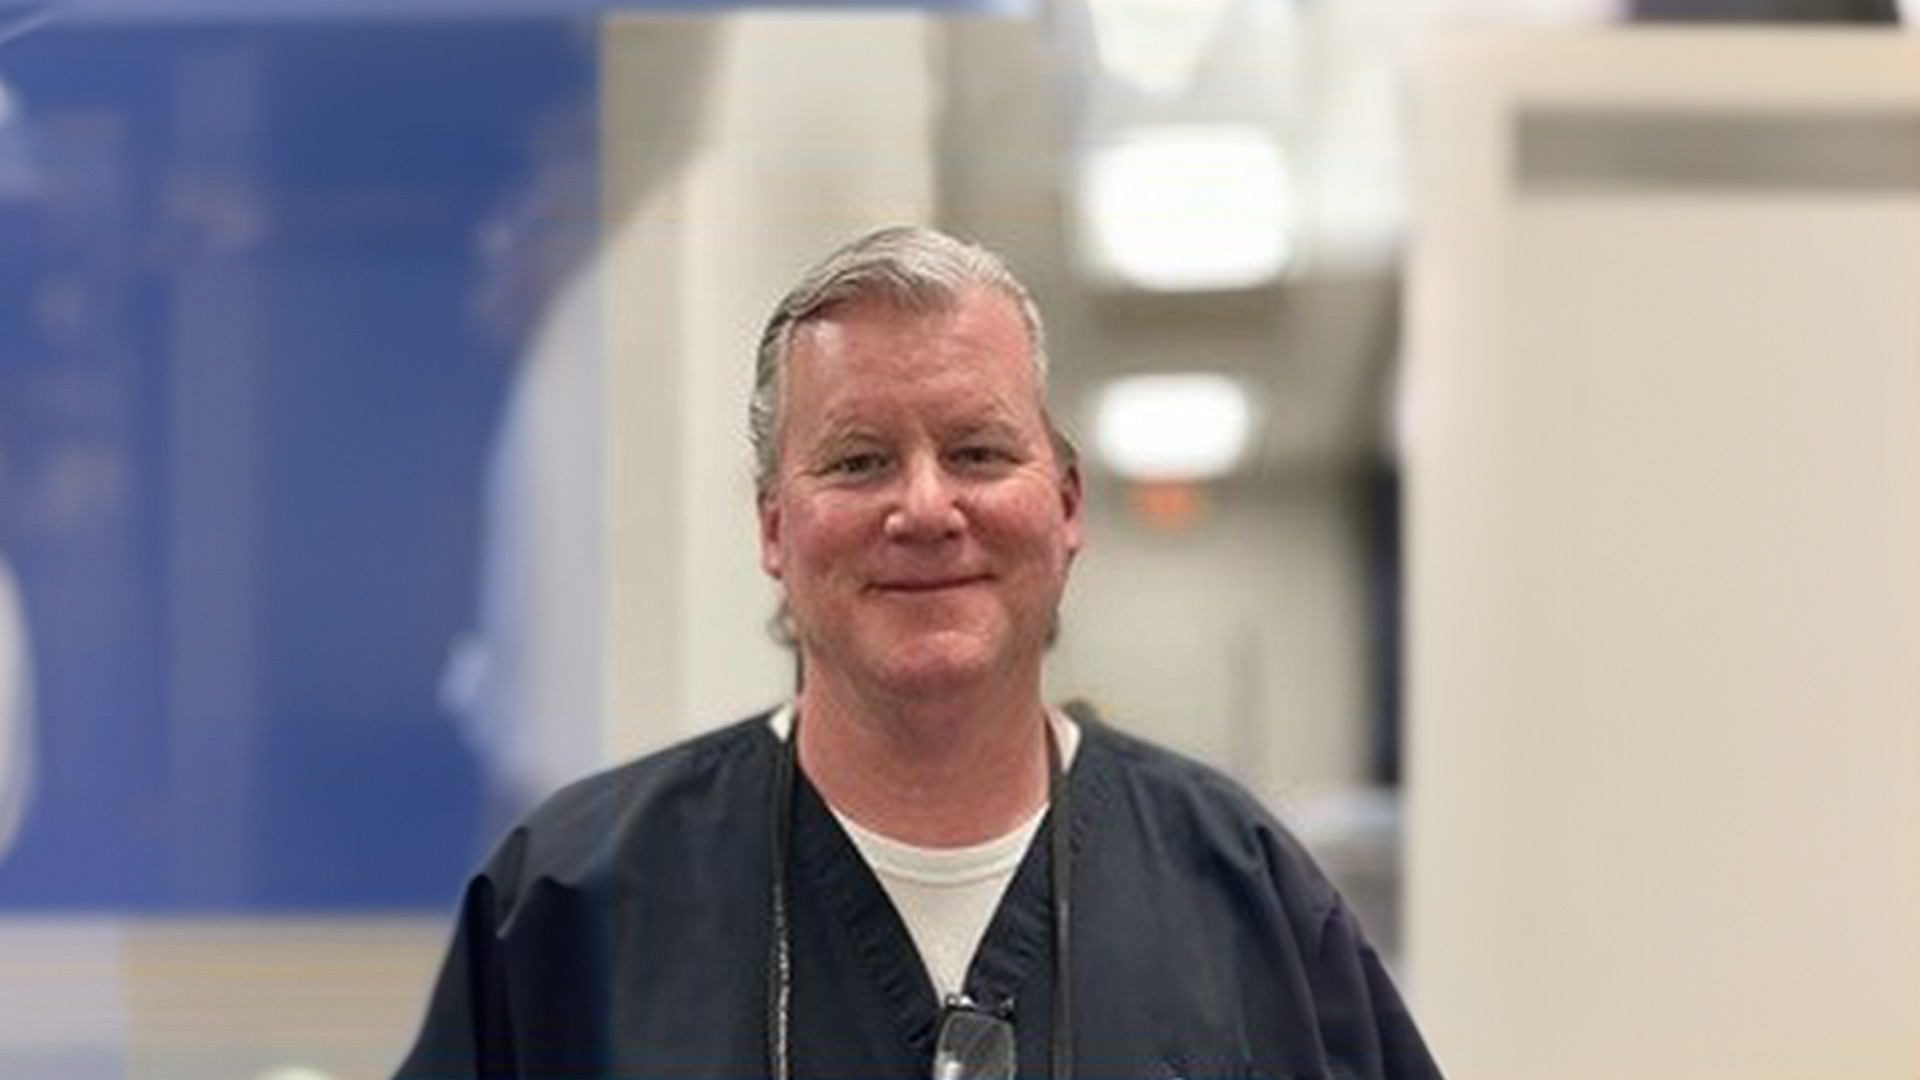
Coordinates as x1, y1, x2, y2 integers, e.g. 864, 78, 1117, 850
1405, 30, 1920, 1078
1051, 476, 1375, 800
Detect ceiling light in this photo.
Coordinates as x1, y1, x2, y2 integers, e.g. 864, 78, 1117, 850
1074, 124, 1293, 293
1093, 373, 1256, 481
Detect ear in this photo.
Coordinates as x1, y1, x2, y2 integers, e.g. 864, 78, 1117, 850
1058, 462, 1085, 562
758, 490, 785, 580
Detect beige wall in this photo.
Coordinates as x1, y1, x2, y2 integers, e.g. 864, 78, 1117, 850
0, 917, 446, 1080
1405, 30, 1920, 1078
1051, 476, 1375, 801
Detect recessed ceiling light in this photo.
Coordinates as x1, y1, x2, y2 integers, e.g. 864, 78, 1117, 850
1075, 124, 1293, 293
1092, 373, 1257, 481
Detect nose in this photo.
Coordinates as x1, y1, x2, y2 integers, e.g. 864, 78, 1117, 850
883, 454, 965, 542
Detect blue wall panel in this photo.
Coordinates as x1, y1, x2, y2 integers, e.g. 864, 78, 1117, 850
0, 21, 590, 909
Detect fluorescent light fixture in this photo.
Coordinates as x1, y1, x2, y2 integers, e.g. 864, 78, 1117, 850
1093, 373, 1256, 481
1076, 124, 1293, 293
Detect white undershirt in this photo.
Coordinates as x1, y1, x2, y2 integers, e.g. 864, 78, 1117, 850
767, 704, 1080, 1001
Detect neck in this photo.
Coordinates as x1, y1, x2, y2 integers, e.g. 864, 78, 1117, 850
794, 668, 1052, 848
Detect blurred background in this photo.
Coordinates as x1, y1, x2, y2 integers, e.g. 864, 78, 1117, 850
0, 0, 1914, 1077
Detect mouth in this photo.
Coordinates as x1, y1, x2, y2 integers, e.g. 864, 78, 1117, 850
870, 574, 990, 594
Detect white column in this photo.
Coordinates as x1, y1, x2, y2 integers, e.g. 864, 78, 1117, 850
602, 14, 937, 761
1403, 31, 1920, 1079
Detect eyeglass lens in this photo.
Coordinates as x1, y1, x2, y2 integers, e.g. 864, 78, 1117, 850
932, 1005, 1017, 1080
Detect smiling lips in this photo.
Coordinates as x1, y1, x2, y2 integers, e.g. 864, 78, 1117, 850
870, 574, 990, 594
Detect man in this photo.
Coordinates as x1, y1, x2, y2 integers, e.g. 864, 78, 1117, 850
397, 226, 1442, 1079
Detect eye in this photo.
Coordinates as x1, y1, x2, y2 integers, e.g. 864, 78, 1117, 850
950, 444, 1017, 470
825, 451, 888, 478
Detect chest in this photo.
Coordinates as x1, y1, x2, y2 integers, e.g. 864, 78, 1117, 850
501, 826, 1328, 1078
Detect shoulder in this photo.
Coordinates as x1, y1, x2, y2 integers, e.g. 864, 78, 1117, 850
1077, 716, 1342, 932
522, 711, 776, 833
472, 711, 779, 921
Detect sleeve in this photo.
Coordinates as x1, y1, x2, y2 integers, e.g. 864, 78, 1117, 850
1306, 897, 1446, 1080
393, 873, 519, 1079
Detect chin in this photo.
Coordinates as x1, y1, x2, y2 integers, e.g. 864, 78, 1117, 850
866, 634, 1006, 696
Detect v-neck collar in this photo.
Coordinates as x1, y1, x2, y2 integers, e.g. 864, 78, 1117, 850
786, 738, 1082, 1066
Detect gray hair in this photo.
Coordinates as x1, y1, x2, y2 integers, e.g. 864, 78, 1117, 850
749, 225, 1074, 499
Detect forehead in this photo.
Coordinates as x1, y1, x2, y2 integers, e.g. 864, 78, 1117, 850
782, 289, 1041, 419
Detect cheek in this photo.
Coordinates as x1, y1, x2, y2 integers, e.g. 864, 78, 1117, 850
975, 489, 1075, 565
784, 499, 876, 573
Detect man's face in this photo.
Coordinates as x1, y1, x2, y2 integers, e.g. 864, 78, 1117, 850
758, 287, 1083, 700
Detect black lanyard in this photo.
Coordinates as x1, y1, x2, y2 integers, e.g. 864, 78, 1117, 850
766, 710, 1074, 1080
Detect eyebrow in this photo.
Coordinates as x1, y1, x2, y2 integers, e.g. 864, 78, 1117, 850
798, 384, 1037, 454
949, 416, 1025, 443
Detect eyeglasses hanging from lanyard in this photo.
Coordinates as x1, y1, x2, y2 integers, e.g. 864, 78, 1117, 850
766, 711, 1074, 1080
